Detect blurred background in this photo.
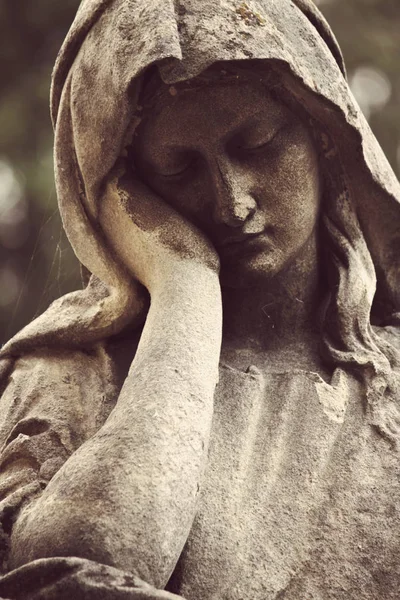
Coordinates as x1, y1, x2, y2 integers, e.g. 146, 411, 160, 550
0, 0, 399, 344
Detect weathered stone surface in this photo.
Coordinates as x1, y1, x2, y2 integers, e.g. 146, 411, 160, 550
1, 1, 400, 598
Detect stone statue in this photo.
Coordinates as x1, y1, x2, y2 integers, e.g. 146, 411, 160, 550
1, 1, 400, 598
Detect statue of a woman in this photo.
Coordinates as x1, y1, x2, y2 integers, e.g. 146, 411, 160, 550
1, 1, 400, 598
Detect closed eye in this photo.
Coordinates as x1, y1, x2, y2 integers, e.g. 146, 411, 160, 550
155, 152, 199, 180
240, 125, 285, 153
159, 163, 193, 179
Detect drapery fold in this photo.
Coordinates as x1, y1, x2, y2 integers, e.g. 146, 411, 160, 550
0, 556, 181, 599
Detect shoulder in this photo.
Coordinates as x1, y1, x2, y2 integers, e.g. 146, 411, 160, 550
0, 344, 120, 431
0, 325, 143, 404
0, 344, 121, 449
1, 344, 116, 394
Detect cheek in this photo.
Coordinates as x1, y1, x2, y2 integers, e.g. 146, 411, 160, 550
148, 179, 210, 229
256, 141, 321, 241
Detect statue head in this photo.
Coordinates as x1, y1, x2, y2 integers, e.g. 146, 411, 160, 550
133, 66, 322, 289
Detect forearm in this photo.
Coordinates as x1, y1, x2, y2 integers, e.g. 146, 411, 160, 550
10, 263, 222, 587
126, 261, 222, 403
107, 263, 221, 558
99, 261, 222, 540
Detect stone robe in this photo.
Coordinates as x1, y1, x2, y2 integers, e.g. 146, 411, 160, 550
1, 326, 400, 598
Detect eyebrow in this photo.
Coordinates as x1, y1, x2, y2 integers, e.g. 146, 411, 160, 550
154, 108, 287, 153
227, 109, 286, 139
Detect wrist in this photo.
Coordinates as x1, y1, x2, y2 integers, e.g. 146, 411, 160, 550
145, 260, 222, 354
149, 259, 220, 300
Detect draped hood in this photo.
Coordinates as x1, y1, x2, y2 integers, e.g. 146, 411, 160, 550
2, 0, 400, 360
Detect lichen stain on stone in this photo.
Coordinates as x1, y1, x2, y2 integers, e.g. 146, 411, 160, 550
235, 2, 266, 27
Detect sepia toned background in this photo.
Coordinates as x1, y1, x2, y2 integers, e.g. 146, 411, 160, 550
0, 0, 399, 343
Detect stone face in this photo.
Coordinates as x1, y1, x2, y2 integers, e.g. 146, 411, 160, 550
1, 1, 400, 598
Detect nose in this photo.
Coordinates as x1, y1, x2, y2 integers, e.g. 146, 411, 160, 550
210, 159, 257, 227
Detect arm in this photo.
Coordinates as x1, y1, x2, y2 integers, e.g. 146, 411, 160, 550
9, 168, 223, 590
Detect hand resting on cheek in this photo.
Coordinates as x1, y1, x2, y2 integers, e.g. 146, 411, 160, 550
99, 162, 220, 295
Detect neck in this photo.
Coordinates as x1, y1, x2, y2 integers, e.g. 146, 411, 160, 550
221, 234, 324, 371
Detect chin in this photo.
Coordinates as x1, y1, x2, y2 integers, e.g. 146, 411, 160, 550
220, 250, 285, 289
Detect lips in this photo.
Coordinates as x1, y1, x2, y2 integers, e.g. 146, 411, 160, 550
220, 232, 266, 248
218, 231, 268, 258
